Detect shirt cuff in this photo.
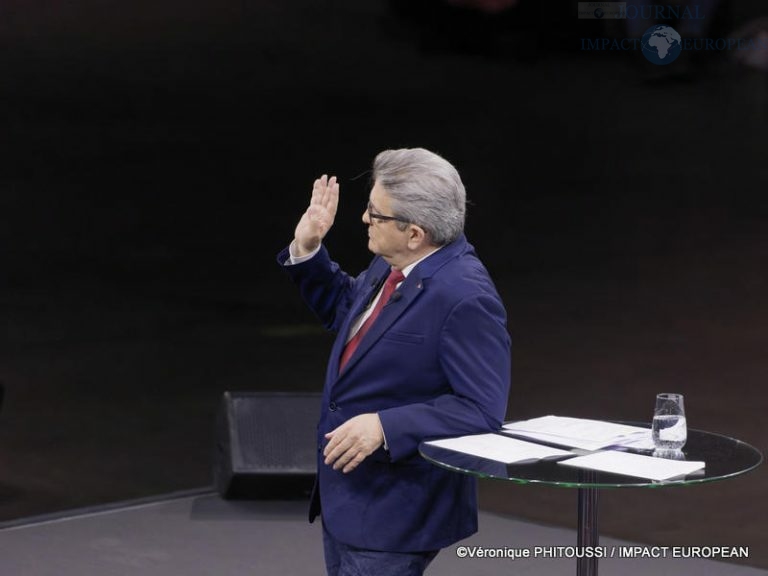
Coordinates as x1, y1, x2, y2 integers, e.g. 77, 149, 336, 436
287, 241, 321, 265
377, 413, 389, 452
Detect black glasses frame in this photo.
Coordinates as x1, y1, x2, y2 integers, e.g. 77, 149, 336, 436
366, 201, 409, 224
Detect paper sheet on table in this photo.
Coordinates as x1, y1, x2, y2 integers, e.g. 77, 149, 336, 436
502, 415, 650, 450
611, 432, 656, 451
558, 450, 705, 481
425, 433, 573, 464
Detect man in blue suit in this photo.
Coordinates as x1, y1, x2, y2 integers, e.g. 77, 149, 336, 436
277, 148, 511, 575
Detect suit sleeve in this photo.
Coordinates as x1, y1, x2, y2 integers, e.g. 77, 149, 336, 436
276, 244, 360, 334
377, 292, 511, 462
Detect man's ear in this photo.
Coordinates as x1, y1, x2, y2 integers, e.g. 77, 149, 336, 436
406, 224, 427, 250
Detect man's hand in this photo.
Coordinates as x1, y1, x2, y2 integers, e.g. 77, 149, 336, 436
323, 414, 384, 474
293, 174, 339, 256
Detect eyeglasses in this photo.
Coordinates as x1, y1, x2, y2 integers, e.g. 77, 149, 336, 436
366, 201, 409, 224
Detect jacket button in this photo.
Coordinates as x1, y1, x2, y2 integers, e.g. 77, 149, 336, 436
329, 401, 337, 411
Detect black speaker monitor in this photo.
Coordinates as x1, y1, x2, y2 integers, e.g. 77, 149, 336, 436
214, 391, 320, 499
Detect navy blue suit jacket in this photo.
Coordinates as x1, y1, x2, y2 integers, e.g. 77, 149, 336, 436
277, 234, 511, 552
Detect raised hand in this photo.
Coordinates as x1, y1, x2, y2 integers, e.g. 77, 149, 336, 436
293, 175, 339, 256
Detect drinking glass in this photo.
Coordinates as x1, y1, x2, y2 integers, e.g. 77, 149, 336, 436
652, 393, 687, 451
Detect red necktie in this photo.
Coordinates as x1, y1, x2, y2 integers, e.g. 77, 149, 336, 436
339, 268, 405, 372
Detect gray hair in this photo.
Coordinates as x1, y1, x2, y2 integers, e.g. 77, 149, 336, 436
372, 148, 466, 245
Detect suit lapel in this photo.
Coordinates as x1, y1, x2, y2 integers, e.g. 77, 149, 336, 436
337, 272, 425, 376
328, 260, 389, 381
331, 235, 471, 381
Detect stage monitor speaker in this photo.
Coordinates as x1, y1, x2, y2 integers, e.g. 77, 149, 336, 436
213, 391, 320, 500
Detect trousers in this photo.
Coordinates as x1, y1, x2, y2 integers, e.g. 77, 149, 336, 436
323, 523, 439, 576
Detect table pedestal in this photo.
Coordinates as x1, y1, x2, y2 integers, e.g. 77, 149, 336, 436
577, 475, 599, 576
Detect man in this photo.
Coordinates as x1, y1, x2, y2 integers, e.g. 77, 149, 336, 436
277, 148, 511, 575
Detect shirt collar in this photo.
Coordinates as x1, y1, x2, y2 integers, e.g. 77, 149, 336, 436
398, 245, 443, 278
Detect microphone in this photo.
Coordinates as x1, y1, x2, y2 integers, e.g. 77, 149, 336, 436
389, 292, 402, 303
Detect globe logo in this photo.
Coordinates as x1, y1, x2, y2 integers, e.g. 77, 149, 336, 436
641, 25, 683, 65
594, 8, 604, 18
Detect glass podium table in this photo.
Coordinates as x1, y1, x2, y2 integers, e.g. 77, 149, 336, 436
419, 423, 762, 576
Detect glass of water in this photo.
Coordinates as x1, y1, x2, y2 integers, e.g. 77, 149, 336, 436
652, 393, 687, 452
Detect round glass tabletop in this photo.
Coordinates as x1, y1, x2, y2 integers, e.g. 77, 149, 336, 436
418, 424, 763, 489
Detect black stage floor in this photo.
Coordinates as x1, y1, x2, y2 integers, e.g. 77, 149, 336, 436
2, 492, 766, 576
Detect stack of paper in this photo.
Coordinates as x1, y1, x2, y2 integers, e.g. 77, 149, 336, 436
503, 415, 650, 450
558, 450, 706, 481
425, 433, 573, 464
425, 416, 706, 482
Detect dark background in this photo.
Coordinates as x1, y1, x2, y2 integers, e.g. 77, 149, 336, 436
1, 0, 767, 568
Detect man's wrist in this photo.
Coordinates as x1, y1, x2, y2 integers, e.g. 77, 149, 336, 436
288, 240, 321, 264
